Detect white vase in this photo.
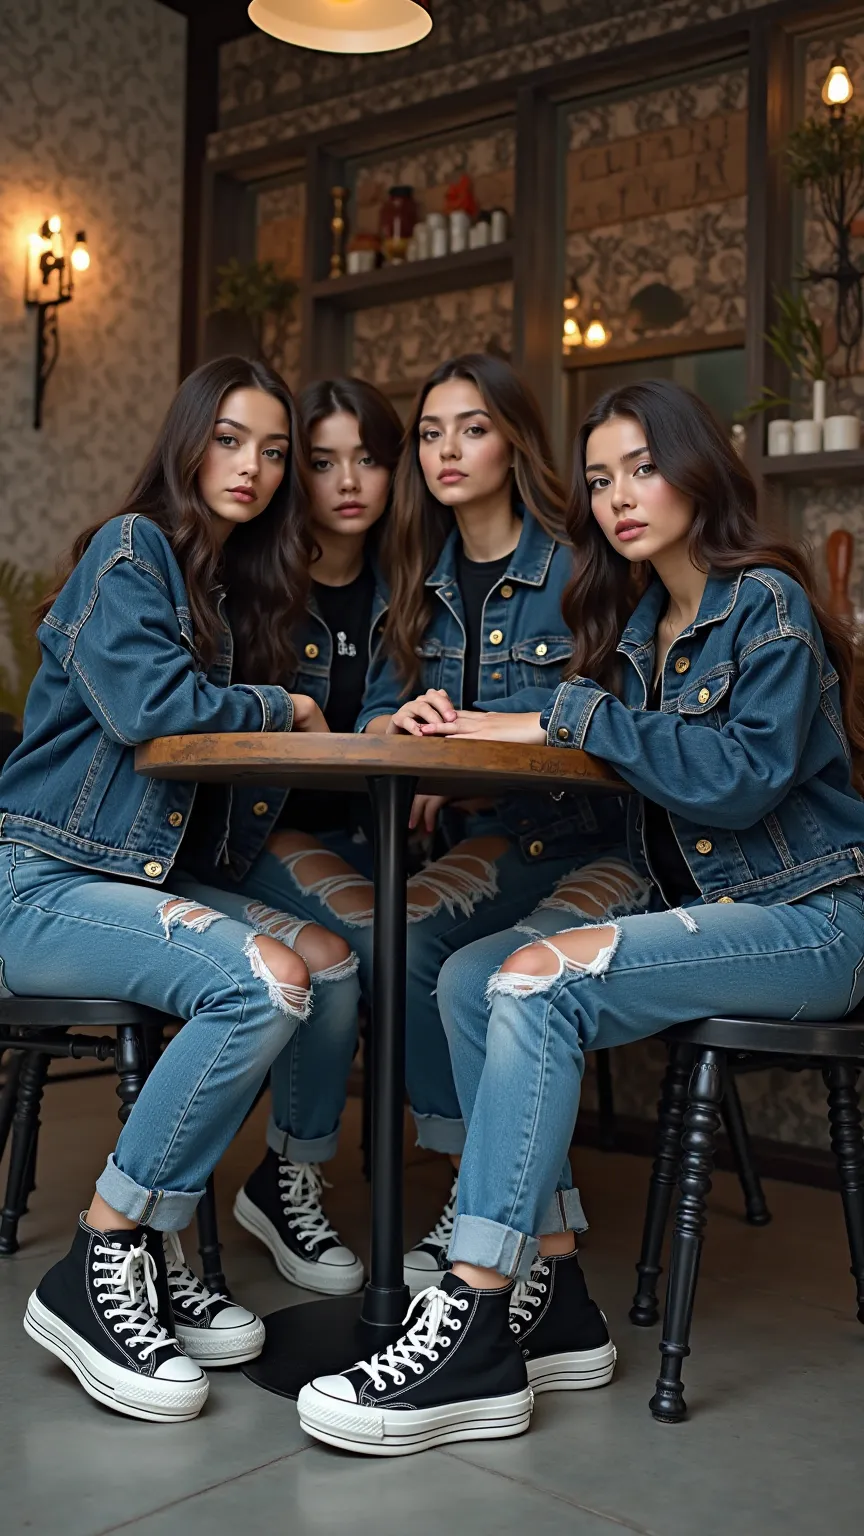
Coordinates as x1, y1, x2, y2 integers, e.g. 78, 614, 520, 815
812, 379, 827, 423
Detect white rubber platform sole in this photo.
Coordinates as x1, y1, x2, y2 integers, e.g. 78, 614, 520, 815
24, 1292, 209, 1423
526, 1339, 617, 1393
297, 1382, 533, 1456
174, 1315, 265, 1367
233, 1189, 364, 1296
403, 1262, 445, 1296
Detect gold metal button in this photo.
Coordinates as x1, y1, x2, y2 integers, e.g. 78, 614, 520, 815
535, 643, 548, 657
500, 584, 514, 599
168, 812, 184, 828
698, 687, 710, 704
695, 839, 713, 855
529, 840, 544, 857
143, 861, 163, 878
674, 658, 690, 675
489, 629, 503, 646
491, 671, 503, 681
557, 727, 570, 741
305, 643, 319, 659
252, 801, 269, 816
718, 896, 734, 903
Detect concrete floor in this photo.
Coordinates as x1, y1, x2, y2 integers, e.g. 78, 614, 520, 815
1, 1073, 862, 1536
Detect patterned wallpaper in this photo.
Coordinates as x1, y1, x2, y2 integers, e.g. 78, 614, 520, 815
211, 0, 774, 159
0, 0, 186, 587
351, 281, 514, 388
256, 181, 305, 391
565, 68, 747, 351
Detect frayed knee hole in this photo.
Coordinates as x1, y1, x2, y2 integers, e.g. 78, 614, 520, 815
251, 935, 310, 990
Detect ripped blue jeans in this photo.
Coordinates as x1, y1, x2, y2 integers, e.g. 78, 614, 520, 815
0, 844, 361, 1227
232, 816, 649, 1154
436, 881, 864, 1278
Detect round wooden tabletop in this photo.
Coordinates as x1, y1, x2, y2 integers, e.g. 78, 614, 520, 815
135, 732, 625, 796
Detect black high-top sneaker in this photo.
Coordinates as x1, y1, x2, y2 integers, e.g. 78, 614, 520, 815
403, 1174, 457, 1294
297, 1271, 532, 1456
158, 1231, 265, 1367
23, 1216, 209, 1422
508, 1249, 616, 1393
234, 1150, 363, 1295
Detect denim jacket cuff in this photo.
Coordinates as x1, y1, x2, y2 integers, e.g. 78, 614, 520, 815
249, 685, 295, 732
541, 680, 609, 749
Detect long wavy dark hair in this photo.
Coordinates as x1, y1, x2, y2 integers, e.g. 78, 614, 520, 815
39, 356, 312, 682
298, 376, 404, 579
563, 378, 864, 777
382, 353, 568, 687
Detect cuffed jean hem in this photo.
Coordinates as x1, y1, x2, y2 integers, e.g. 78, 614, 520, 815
412, 1109, 466, 1155
541, 1186, 588, 1235
96, 1154, 204, 1233
448, 1214, 538, 1280
266, 1117, 340, 1165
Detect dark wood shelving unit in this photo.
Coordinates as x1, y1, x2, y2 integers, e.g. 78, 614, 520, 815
310, 243, 513, 311
759, 450, 864, 486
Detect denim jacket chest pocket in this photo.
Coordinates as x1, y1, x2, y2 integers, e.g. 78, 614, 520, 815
415, 637, 446, 692
508, 636, 573, 691
672, 667, 734, 730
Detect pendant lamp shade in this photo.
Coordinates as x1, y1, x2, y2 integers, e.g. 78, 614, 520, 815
248, 1, 432, 55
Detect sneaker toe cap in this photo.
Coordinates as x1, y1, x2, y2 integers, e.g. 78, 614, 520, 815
155, 1353, 207, 1383
210, 1303, 260, 1331
318, 1245, 359, 1270
404, 1248, 441, 1273
309, 1372, 358, 1403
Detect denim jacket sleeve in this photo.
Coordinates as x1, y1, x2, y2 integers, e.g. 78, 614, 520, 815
540, 635, 824, 831
40, 546, 294, 746
355, 648, 404, 732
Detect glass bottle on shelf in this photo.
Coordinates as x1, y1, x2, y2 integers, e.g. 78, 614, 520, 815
379, 185, 417, 264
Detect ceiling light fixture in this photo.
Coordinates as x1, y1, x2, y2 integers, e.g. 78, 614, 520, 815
248, 0, 432, 55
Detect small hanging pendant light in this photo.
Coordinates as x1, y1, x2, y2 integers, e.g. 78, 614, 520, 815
248, 1, 432, 55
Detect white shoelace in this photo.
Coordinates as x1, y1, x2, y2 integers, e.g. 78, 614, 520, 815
357, 1286, 469, 1390
420, 1176, 459, 1251
279, 1161, 340, 1251
510, 1261, 549, 1330
92, 1242, 174, 1359
163, 1231, 228, 1316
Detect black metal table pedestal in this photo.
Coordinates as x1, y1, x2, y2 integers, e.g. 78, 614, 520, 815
242, 775, 416, 1399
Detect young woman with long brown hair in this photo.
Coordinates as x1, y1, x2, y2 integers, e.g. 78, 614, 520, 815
296, 378, 864, 1455
264, 352, 646, 1314
0, 356, 363, 1422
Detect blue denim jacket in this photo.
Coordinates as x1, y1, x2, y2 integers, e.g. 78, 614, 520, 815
287, 562, 389, 711
357, 509, 626, 862
0, 514, 295, 884
541, 567, 864, 905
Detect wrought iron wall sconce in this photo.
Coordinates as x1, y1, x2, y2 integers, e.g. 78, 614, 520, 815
24, 216, 90, 429
790, 56, 864, 372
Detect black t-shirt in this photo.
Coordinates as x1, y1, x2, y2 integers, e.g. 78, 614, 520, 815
642, 677, 699, 904
456, 545, 513, 708
279, 562, 376, 834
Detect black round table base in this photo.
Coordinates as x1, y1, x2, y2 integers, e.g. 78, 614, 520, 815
241, 1296, 404, 1401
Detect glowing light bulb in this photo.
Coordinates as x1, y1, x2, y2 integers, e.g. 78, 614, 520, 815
822, 62, 854, 108
48, 215, 62, 234
584, 318, 610, 349
71, 233, 90, 272
29, 231, 48, 255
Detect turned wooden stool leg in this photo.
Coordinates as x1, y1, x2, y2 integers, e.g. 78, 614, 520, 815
823, 1061, 864, 1325
722, 1070, 771, 1227
651, 1048, 724, 1424
630, 1042, 692, 1326
0, 1052, 50, 1254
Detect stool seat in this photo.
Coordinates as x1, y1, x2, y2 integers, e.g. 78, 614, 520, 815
0, 998, 170, 1031
665, 1010, 864, 1059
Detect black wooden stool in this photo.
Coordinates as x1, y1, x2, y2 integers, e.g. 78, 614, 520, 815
631, 1011, 864, 1424
0, 998, 226, 1290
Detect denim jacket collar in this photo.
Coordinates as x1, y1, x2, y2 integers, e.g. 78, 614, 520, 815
425, 504, 558, 592
618, 570, 745, 658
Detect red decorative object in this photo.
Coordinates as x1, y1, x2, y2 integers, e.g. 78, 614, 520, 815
444, 174, 478, 219
826, 528, 855, 619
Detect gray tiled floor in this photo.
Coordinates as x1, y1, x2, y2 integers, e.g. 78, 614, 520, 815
1, 1073, 862, 1536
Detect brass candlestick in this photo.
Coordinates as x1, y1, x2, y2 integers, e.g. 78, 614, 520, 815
329, 186, 348, 279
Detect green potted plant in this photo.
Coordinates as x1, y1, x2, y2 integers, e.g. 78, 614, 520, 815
210, 258, 298, 367
742, 286, 827, 447
0, 561, 49, 729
